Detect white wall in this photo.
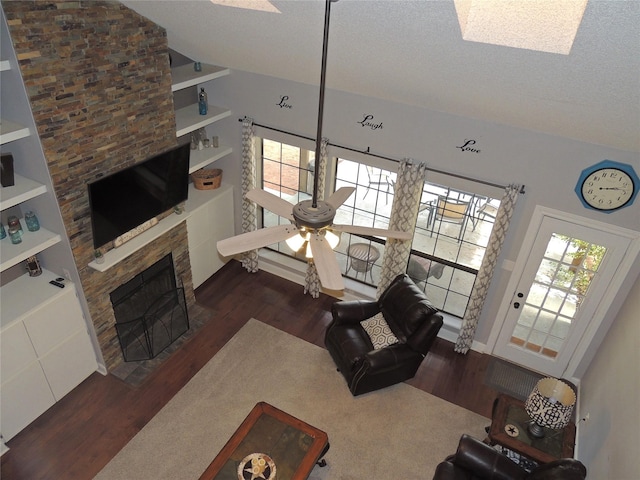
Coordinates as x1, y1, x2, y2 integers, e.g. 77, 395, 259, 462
577, 275, 640, 479
207, 67, 639, 340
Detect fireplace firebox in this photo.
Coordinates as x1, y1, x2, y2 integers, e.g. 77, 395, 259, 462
110, 254, 189, 362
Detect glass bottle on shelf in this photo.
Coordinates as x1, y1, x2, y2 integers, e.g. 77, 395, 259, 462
25, 211, 40, 231
8, 215, 22, 234
198, 88, 208, 115
9, 226, 22, 244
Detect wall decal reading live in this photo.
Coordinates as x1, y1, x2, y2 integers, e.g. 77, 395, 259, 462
276, 95, 292, 109
358, 114, 383, 130
456, 139, 481, 153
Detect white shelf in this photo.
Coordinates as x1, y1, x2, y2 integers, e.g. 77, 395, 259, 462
0, 270, 72, 330
0, 227, 62, 272
88, 210, 191, 272
0, 174, 48, 211
0, 119, 30, 145
171, 63, 230, 92
0, 60, 10, 71
175, 104, 231, 138
188, 145, 232, 173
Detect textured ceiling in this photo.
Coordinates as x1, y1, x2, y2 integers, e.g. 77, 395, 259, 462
122, 0, 640, 152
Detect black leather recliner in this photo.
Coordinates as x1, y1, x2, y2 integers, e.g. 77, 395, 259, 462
324, 273, 443, 396
433, 434, 587, 480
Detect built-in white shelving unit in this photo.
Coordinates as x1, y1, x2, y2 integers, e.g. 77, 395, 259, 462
87, 62, 234, 271
1, 8, 100, 447
0, 27, 61, 276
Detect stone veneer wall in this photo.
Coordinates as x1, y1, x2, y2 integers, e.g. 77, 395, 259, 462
3, 1, 196, 371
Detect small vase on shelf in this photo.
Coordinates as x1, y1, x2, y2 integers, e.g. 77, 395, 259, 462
198, 88, 208, 115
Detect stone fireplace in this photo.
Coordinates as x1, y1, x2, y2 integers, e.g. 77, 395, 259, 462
3, 1, 195, 371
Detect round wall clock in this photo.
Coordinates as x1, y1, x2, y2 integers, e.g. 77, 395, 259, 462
575, 160, 639, 213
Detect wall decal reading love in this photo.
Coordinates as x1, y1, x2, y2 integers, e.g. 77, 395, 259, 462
456, 139, 481, 153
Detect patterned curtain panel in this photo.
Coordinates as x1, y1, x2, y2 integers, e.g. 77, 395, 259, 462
304, 138, 328, 298
454, 184, 521, 353
376, 159, 427, 297
241, 117, 259, 273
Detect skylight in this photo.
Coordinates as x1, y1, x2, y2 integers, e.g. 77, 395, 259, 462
454, 0, 588, 54
209, 0, 280, 13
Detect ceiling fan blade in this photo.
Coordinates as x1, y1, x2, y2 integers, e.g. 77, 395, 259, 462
332, 224, 412, 240
326, 186, 356, 209
308, 233, 345, 291
245, 189, 295, 222
217, 224, 299, 257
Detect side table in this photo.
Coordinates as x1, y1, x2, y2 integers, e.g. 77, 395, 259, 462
487, 393, 576, 464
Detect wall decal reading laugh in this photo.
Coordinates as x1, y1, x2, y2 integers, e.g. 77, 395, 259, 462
358, 114, 383, 130
456, 139, 481, 153
277, 95, 292, 109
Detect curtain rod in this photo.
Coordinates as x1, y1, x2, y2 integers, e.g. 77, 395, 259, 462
239, 117, 525, 194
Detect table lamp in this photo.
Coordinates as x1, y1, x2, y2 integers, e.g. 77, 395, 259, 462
524, 377, 576, 438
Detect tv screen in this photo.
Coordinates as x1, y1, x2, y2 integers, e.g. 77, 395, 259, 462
89, 143, 190, 249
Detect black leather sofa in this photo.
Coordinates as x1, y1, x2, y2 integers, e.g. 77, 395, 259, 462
433, 434, 587, 480
324, 273, 443, 396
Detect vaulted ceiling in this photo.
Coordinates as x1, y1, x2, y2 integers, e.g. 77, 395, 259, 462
122, 0, 640, 153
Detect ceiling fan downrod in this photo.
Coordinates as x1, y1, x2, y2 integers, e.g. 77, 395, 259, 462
294, 0, 338, 230
310, 0, 336, 210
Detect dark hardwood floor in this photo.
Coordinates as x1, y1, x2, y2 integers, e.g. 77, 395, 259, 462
1, 260, 501, 480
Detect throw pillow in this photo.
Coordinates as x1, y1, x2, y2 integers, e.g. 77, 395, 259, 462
361, 312, 398, 349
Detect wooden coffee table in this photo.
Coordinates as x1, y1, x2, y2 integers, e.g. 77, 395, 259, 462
199, 402, 329, 480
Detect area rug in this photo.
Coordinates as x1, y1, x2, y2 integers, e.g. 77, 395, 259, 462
95, 319, 489, 480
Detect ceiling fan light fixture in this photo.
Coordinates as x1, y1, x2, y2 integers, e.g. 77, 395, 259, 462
305, 241, 314, 259
325, 229, 341, 249
285, 231, 307, 252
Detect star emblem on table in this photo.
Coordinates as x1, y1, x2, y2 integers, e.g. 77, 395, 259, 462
504, 423, 520, 437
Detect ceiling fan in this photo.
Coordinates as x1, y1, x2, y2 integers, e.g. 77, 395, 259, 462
217, 0, 411, 291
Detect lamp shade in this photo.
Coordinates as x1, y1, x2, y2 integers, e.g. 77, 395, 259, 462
525, 377, 576, 431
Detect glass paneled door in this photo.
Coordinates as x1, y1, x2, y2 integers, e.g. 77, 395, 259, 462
492, 214, 630, 377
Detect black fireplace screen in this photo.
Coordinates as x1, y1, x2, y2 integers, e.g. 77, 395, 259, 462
111, 254, 189, 362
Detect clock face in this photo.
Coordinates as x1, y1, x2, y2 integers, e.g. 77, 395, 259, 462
581, 168, 635, 211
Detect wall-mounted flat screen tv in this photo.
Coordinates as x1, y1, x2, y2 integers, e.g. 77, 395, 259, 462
88, 143, 190, 249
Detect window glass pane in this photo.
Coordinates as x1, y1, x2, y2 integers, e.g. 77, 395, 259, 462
259, 138, 502, 320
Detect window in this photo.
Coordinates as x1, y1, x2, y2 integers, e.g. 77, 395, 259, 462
259, 138, 500, 319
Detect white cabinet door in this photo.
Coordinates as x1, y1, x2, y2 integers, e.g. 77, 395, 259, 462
187, 185, 235, 288
39, 330, 97, 400
23, 287, 86, 356
209, 186, 235, 274
0, 321, 38, 382
0, 362, 55, 440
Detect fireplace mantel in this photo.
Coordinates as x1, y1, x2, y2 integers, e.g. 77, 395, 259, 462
88, 183, 231, 272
